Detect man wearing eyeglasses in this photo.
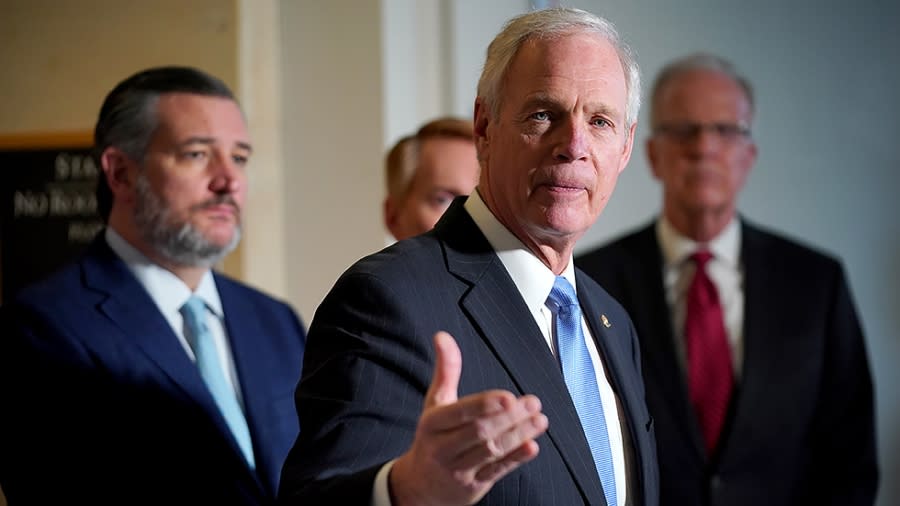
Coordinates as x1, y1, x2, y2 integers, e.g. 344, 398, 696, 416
576, 53, 878, 505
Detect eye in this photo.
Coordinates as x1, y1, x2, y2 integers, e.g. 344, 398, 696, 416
232, 154, 250, 166
591, 117, 612, 128
427, 191, 457, 208
530, 111, 551, 121
185, 150, 207, 159
713, 123, 750, 140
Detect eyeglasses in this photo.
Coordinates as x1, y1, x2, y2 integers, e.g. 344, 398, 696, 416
653, 122, 751, 143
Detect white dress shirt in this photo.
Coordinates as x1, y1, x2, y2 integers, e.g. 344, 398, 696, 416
104, 227, 246, 404
373, 191, 628, 505
656, 216, 745, 377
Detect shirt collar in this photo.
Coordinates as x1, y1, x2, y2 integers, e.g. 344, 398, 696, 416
463, 189, 576, 312
656, 215, 741, 269
104, 227, 223, 318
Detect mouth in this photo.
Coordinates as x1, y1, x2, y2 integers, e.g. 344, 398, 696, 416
687, 167, 722, 184
196, 200, 240, 222
539, 181, 585, 194
205, 202, 238, 212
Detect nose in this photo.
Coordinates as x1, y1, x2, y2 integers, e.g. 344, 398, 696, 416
684, 127, 721, 158
209, 152, 243, 194
552, 117, 589, 162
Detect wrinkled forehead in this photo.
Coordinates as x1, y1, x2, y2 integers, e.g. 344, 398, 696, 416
504, 33, 628, 111
153, 93, 251, 146
654, 70, 753, 123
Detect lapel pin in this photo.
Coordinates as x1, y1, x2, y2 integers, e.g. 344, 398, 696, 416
601, 314, 611, 328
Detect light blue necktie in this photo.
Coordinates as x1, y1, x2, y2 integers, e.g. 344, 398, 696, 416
547, 276, 617, 506
180, 295, 256, 469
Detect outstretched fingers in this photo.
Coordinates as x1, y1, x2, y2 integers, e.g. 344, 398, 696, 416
389, 331, 549, 506
433, 394, 547, 471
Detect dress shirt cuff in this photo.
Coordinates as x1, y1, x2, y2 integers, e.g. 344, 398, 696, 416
371, 459, 396, 506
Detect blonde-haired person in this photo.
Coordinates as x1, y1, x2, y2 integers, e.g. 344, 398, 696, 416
383, 117, 479, 241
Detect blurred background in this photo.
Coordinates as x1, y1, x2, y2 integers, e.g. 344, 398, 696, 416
1, 1, 897, 504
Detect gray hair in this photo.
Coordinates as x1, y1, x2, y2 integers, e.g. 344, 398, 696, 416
650, 52, 754, 127
476, 7, 642, 126
93, 66, 236, 221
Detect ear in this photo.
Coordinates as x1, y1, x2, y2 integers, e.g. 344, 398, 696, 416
744, 140, 758, 171
473, 98, 491, 163
737, 140, 758, 187
646, 136, 663, 181
616, 122, 637, 175
100, 146, 138, 203
383, 196, 399, 238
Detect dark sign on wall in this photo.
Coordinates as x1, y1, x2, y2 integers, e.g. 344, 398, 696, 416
0, 135, 102, 303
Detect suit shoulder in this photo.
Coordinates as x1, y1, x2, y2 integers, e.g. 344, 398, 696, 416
8, 259, 87, 310
343, 234, 444, 279
214, 272, 278, 300
213, 273, 301, 315
318, 234, 456, 316
575, 225, 652, 270
744, 222, 843, 272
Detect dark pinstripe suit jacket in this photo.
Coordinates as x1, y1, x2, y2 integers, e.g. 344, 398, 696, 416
279, 198, 659, 506
575, 220, 878, 506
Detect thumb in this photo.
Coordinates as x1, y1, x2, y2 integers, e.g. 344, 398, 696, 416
425, 331, 461, 408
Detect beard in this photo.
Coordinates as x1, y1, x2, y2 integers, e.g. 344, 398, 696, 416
133, 173, 241, 268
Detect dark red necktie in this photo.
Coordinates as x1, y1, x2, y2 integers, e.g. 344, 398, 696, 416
685, 250, 733, 454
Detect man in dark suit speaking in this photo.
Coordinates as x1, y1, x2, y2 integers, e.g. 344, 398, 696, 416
279, 7, 658, 506
576, 53, 878, 505
0, 66, 307, 505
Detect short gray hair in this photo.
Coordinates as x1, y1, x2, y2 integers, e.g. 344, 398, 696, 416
650, 52, 754, 127
476, 7, 641, 126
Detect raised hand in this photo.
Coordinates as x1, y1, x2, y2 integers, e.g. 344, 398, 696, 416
389, 331, 549, 506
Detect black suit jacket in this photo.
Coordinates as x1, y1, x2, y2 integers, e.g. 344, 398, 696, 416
575, 220, 878, 506
0, 235, 307, 505
278, 198, 659, 506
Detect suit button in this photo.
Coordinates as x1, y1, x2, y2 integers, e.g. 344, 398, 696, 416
710, 475, 722, 490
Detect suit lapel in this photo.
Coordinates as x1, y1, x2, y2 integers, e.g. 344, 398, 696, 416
576, 271, 648, 503
722, 221, 780, 460
82, 238, 260, 482
218, 277, 275, 493
437, 202, 607, 503
82, 238, 212, 406
628, 225, 706, 458
576, 271, 640, 428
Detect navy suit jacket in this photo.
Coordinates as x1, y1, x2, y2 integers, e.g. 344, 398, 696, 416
0, 234, 306, 505
279, 198, 659, 506
575, 220, 878, 506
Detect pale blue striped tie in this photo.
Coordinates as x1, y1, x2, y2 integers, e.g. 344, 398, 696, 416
180, 296, 256, 469
548, 276, 617, 506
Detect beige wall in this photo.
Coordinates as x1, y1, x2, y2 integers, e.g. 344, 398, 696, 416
280, 0, 387, 321
0, 1, 243, 502
0, 0, 239, 133
0, 0, 274, 285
